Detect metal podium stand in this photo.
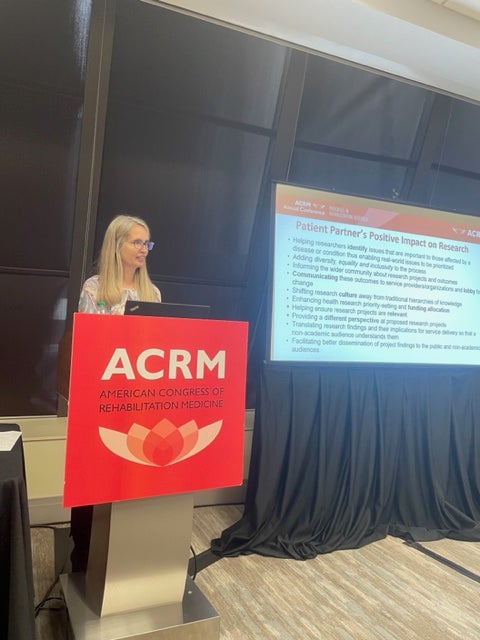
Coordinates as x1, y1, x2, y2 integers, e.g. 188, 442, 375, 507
61, 493, 220, 639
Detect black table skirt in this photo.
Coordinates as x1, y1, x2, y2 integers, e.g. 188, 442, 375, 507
0, 424, 36, 640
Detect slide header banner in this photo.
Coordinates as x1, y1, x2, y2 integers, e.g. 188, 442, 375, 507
64, 314, 248, 507
276, 186, 480, 245
271, 183, 480, 365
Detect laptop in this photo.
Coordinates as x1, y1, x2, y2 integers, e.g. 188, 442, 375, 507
124, 300, 210, 319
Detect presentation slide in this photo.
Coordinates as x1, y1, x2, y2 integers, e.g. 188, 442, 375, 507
270, 183, 480, 365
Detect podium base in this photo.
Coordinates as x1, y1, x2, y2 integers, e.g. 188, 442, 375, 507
60, 573, 220, 640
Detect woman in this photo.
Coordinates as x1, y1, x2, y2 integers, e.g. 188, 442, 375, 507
71, 214, 161, 572
78, 214, 161, 314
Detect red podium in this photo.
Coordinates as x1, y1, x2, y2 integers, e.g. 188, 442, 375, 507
61, 313, 248, 639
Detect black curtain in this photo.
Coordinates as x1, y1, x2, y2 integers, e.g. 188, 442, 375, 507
212, 363, 480, 559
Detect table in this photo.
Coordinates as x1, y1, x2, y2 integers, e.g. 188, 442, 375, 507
0, 423, 36, 640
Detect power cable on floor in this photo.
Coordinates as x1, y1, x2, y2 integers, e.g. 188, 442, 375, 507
404, 540, 480, 584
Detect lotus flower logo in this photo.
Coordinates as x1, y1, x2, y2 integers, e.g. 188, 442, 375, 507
99, 418, 222, 466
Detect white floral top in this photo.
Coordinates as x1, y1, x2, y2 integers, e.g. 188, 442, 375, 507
78, 275, 161, 314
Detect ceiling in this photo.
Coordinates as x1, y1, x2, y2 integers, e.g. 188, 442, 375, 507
148, 0, 480, 104
429, 0, 480, 21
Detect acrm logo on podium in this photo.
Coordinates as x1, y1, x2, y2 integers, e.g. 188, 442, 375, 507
99, 417, 223, 467
64, 313, 248, 507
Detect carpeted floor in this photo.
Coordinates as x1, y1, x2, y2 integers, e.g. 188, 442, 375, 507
32, 505, 480, 639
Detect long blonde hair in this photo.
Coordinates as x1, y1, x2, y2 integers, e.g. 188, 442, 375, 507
96, 214, 159, 307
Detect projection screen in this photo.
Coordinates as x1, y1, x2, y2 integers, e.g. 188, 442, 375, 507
270, 182, 480, 365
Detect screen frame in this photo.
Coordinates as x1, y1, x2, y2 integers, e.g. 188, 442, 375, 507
266, 181, 480, 369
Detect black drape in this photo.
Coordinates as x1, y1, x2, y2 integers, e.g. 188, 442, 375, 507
212, 364, 480, 559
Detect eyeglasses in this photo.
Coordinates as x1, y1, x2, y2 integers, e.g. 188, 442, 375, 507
130, 240, 154, 251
